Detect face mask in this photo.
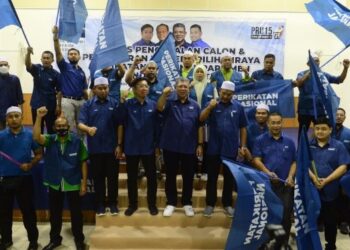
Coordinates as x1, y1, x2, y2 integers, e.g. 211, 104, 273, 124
0, 66, 9, 75
56, 128, 69, 137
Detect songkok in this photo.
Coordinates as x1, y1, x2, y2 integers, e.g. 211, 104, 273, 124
94, 76, 108, 86
6, 106, 22, 115
221, 81, 235, 91
256, 103, 270, 112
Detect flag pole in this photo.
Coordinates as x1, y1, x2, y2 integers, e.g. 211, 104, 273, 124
8, 0, 31, 47
320, 45, 349, 68
55, 0, 60, 26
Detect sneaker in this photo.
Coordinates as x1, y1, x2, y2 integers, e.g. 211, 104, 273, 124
109, 205, 119, 216
124, 206, 137, 216
183, 205, 195, 217
163, 205, 175, 217
203, 206, 214, 217
339, 222, 349, 235
201, 173, 208, 181
96, 206, 106, 217
42, 241, 61, 250
224, 206, 234, 218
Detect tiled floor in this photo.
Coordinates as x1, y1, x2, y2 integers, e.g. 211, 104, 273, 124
8, 221, 350, 249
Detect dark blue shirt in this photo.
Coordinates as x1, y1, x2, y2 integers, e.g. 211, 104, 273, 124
210, 69, 243, 91
148, 79, 171, 102
251, 69, 284, 81
297, 70, 339, 115
120, 98, 159, 155
0, 74, 24, 120
310, 138, 350, 201
253, 132, 296, 180
206, 100, 248, 158
247, 121, 268, 151
191, 39, 211, 49
175, 41, 192, 49
132, 39, 156, 48
334, 125, 350, 154
78, 97, 120, 154
27, 64, 60, 110
160, 97, 201, 154
0, 128, 40, 177
57, 59, 87, 98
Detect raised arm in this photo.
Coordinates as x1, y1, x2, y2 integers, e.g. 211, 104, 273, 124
125, 56, 142, 85
199, 99, 217, 122
33, 107, 48, 145
338, 59, 350, 83
52, 26, 64, 62
25, 47, 33, 69
157, 86, 172, 112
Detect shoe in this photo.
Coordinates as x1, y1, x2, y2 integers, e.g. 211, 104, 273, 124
124, 206, 137, 216
224, 206, 234, 218
163, 205, 175, 217
27, 242, 39, 250
43, 241, 61, 250
203, 206, 214, 217
109, 205, 119, 216
325, 243, 337, 250
149, 206, 159, 216
75, 241, 86, 250
0, 241, 13, 250
96, 205, 106, 217
339, 222, 349, 235
201, 173, 208, 181
183, 205, 195, 217
318, 223, 324, 232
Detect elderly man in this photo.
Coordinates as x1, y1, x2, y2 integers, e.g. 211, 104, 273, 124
155, 23, 169, 46
173, 23, 191, 48
157, 78, 203, 217
78, 77, 121, 217
200, 81, 248, 217
0, 58, 24, 130
247, 103, 270, 151
0, 107, 42, 250
180, 51, 196, 82
132, 24, 155, 48
251, 54, 283, 81
25, 47, 61, 133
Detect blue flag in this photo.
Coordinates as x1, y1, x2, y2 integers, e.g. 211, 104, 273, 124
150, 33, 180, 87
58, 0, 88, 43
308, 51, 340, 127
223, 160, 283, 250
340, 172, 350, 197
0, 0, 20, 29
294, 128, 322, 250
306, 0, 350, 46
89, 0, 129, 78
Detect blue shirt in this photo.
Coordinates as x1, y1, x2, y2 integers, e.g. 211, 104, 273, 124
132, 39, 156, 48
27, 64, 60, 110
297, 70, 340, 115
78, 96, 120, 154
206, 100, 248, 158
175, 41, 192, 49
210, 69, 243, 91
148, 79, 171, 102
120, 98, 159, 155
57, 59, 87, 98
251, 69, 284, 81
189, 82, 216, 109
191, 39, 211, 49
247, 121, 268, 151
0, 74, 24, 120
180, 66, 194, 82
160, 97, 201, 154
253, 133, 296, 180
334, 125, 350, 154
310, 138, 350, 201
0, 128, 40, 177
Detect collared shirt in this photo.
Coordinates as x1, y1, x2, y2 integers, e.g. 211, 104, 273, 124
210, 68, 243, 91
0, 74, 24, 120
132, 39, 156, 48
251, 69, 284, 81
120, 97, 159, 155
296, 70, 340, 115
180, 66, 194, 82
190, 39, 211, 49
310, 137, 350, 201
334, 125, 350, 154
27, 64, 60, 110
148, 79, 171, 102
0, 128, 40, 177
78, 96, 120, 154
253, 132, 296, 180
160, 97, 201, 154
175, 40, 192, 48
247, 121, 268, 151
57, 59, 87, 98
207, 100, 248, 158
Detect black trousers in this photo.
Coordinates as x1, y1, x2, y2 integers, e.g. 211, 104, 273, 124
48, 187, 84, 244
125, 154, 157, 208
163, 150, 196, 206
32, 108, 56, 134
336, 190, 350, 224
206, 155, 236, 207
0, 175, 38, 244
271, 183, 294, 247
320, 199, 338, 250
89, 153, 119, 207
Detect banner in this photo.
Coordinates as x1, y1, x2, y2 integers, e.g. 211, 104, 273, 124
0, 0, 20, 29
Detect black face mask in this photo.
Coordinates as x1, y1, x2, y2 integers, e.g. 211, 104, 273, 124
56, 129, 69, 137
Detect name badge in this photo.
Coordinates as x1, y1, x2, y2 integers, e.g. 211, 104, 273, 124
189, 106, 194, 110
328, 148, 336, 151
69, 153, 77, 157
148, 109, 153, 112
156, 91, 162, 94
108, 107, 114, 110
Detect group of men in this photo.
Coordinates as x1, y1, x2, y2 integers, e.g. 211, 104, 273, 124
0, 25, 350, 250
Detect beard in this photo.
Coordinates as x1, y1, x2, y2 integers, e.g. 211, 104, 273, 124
69, 59, 79, 65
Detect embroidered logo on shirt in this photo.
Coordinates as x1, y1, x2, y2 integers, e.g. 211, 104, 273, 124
69, 153, 78, 156
93, 109, 98, 112
148, 109, 153, 112
231, 110, 237, 117
156, 91, 162, 94
328, 148, 336, 151
108, 107, 114, 110
189, 106, 194, 110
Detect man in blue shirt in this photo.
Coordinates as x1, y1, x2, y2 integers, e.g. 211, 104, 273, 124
157, 78, 203, 217
190, 24, 211, 48
52, 26, 88, 134
200, 81, 248, 217
0, 107, 42, 250
0, 58, 24, 130
25, 47, 61, 134
295, 55, 349, 137
247, 103, 269, 151
252, 112, 296, 249
155, 23, 169, 46
309, 117, 350, 250
118, 77, 159, 216
251, 54, 284, 81
78, 77, 121, 217
180, 51, 195, 82
173, 23, 191, 49
132, 24, 156, 48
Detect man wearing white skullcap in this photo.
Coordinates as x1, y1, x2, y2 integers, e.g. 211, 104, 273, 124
180, 50, 196, 82
200, 80, 248, 217
0, 106, 42, 250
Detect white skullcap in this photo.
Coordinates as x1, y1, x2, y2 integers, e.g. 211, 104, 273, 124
6, 106, 22, 115
221, 52, 232, 59
94, 76, 108, 86
256, 103, 270, 112
221, 81, 235, 91
183, 50, 194, 56
0, 57, 8, 63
